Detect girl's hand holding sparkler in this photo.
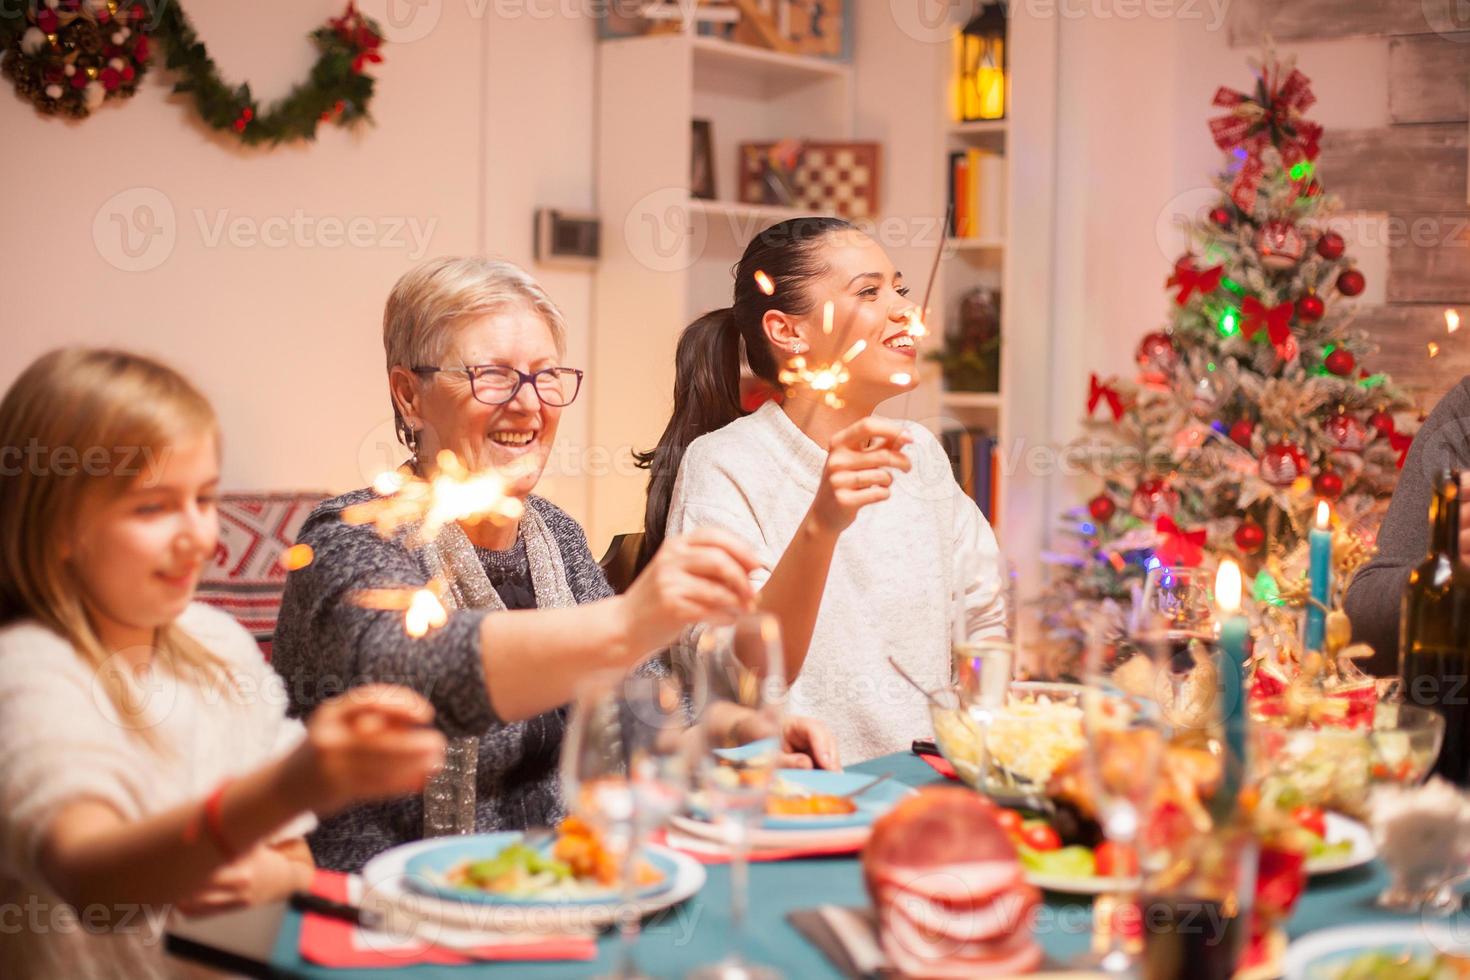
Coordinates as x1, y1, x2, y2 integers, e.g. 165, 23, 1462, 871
808, 416, 913, 535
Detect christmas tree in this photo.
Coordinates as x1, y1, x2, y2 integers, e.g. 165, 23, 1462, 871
1042, 54, 1418, 644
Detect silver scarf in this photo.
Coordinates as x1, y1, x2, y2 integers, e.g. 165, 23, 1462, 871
417, 504, 576, 837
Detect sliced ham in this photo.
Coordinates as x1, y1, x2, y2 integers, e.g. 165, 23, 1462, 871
882, 928, 1044, 980
875, 881, 1039, 944
866, 860, 1025, 907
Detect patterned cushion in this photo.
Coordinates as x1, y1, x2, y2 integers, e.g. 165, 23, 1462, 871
196, 492, 327, 659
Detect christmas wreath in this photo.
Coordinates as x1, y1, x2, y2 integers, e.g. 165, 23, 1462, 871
0, 1, 385, 146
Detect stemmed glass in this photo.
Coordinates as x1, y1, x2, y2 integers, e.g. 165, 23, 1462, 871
561, 668, 700, 980
1079, 609, 1172, 975
687, 613, 787, 980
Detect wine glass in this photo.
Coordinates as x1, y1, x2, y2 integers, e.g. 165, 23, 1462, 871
561, 668, 699, 980
686, 613, 787, 980
1079, 609, 1172, 975
1139, 565, 1214, 633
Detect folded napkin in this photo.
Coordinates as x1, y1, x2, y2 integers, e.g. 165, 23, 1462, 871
298, 869, 597, 968
651, 827, 863, 863
790, 906, 1107, 980
917, 751, 959, 781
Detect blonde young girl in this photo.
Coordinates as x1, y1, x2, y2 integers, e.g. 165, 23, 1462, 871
0, 349, 446, 980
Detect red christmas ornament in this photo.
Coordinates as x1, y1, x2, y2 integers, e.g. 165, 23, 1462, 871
1324, 348, 1356, 376
1316, 231, 1345, 260
1130, 479, 1179, 522
1368, 410, 1397, 438
1256, 221, 1307, 270
1234, 520, 1266, 554
1260, 442, 1309, 486
1209, 206, 1233, 228
1324, 413, 1368, 453
1302, 180, 1323, 199
1336, 269, 1366, 297
1313, 470, 1344, 500
1088, 495, 1117, 523
1135, 332, 1178, 383
1229, 419, 1255, 449
1296, 293, 1324, 322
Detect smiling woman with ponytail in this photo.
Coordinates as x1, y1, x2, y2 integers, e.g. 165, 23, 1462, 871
638, 217, 1007, 764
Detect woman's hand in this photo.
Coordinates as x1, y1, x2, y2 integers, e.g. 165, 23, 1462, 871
174, 841, 311, 917
282, 685, 447, 816
621, 527, 762, 653
808, 417, 913, 535
723, 708, 841, 771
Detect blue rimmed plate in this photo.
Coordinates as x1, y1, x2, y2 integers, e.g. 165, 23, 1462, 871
401, 832, 677, 907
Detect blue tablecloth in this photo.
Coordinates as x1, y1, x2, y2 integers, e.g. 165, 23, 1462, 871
266, 751, 1413, 977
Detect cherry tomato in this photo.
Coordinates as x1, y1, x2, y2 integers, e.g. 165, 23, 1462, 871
995, 809, 1024, 836
1020, 823, 1061, 852
1291, 805, 1326, 839
1095, 841, 1138, 877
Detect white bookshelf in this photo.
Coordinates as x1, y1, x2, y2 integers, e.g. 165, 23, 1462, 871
589, 31, 853, 541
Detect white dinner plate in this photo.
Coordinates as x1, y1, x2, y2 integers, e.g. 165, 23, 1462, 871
1283, 922, 1470, 979
1305, 813, 1375, 877
358, 836, 705, 942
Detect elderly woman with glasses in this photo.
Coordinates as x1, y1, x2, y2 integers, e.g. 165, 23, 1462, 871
272, 257, 838, 872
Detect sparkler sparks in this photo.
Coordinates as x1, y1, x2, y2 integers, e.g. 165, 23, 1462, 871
889, 372, 913, 386
351, 579, 451, 639
1447, 309, 1460, 335
822, 300, 834, 335
1428, 341, 1441, 359
779, 338, 873, 408
754, 270, 775, 296
279, 543, 314, 572
904, 308, 929, 340
343, 450, 526, 546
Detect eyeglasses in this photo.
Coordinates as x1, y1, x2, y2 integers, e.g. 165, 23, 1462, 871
410, 364, 585, 407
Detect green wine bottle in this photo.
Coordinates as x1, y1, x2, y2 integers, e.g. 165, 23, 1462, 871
1400, 469, 1470, 786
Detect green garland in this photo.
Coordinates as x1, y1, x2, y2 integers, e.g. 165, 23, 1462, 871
155, 2, 383, 145
1, 2, 385, 146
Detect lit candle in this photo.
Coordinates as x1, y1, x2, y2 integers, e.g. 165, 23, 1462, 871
1306, 500, 1332, 652
1214, 559, 1249, 816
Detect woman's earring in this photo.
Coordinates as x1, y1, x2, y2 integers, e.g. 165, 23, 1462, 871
404, 423, 422, 465
790, 341, 807, 355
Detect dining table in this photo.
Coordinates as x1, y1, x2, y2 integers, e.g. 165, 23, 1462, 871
167, 749, 1423, 979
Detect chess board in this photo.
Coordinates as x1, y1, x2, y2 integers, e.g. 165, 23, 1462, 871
738, 141, 880, 219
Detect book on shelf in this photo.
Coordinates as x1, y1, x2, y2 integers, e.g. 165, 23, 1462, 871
947, 150, 1006, 240
939, 427, 999, 525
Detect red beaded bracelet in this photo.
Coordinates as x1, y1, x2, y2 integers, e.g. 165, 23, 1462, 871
200, 779, 238, 861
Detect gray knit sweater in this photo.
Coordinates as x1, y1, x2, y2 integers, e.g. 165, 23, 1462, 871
271, 489, 615, 872
1345, 378, 1470, 675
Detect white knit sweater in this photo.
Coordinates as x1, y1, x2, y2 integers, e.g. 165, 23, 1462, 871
0, 602, 314, 980
666, 401, 1006, 763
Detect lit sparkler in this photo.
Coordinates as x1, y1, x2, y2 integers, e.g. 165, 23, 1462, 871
1428, 341, 1441, 359
351, 579, 451, 639
754, 269, 775, 296
342, 450, 527, 546
780, 339, 871, 409
278, 543, 314, 572
1447, 309, 1460, 335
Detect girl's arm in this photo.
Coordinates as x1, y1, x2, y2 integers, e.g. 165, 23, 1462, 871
36, 686, 441, 917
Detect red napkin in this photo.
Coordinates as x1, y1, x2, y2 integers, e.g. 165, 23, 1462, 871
916, 751, 959, 781
298, 869, 597, 968
650, 828, 863, 864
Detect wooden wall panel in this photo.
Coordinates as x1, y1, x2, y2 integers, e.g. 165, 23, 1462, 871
1358, 303, 1470, 409
1318, 125, 1467, 213
1388, 34, 1470, 124
1229, 0, 1470, 46
1387, 212, 1470, 303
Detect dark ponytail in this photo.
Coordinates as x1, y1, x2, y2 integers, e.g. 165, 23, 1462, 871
635, 216, 855, 572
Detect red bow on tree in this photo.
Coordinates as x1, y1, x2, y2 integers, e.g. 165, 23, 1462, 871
1167, 257, 1224, 306
1209, 62, 1322, 212
1087, 374, 1125, 421
1155, 516, 1207, 568
1390, 430, 1413, 469
1240, 296, 1294, 346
